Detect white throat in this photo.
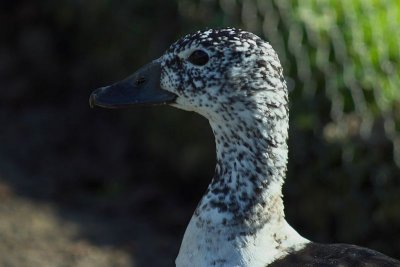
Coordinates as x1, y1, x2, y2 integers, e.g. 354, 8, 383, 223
176, 109, 309, 267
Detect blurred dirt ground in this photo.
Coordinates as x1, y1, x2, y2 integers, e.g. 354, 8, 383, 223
0, 180, 186, 267
0, 184, 131, 267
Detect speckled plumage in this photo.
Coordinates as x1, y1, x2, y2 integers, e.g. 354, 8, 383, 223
163, 28, 288, 221
91, 28, 400, 267
159, 28, 309, 266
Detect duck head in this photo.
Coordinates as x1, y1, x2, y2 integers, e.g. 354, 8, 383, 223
90, 28, 287, 125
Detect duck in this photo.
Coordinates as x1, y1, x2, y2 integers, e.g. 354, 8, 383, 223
89, 28, 400, 267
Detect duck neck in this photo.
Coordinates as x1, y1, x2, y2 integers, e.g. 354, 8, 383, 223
176, 108, 308, 266
196, 113, 288, 230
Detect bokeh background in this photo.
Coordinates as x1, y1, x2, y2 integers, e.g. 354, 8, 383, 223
1, 0, 399, 266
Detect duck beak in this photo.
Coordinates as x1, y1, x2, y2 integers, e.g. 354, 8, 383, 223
89, 60, 177, 109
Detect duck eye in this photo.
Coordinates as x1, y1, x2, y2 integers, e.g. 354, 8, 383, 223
187, 50, 209, 66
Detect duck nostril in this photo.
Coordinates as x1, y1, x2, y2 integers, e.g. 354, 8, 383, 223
135, 77, 146, 86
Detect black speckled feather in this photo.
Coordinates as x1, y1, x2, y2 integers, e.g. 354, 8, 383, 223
270, 243, 400, 267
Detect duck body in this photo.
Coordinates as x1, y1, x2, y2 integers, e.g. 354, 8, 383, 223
90, 28, 400, 266
270, 243, 400, 267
